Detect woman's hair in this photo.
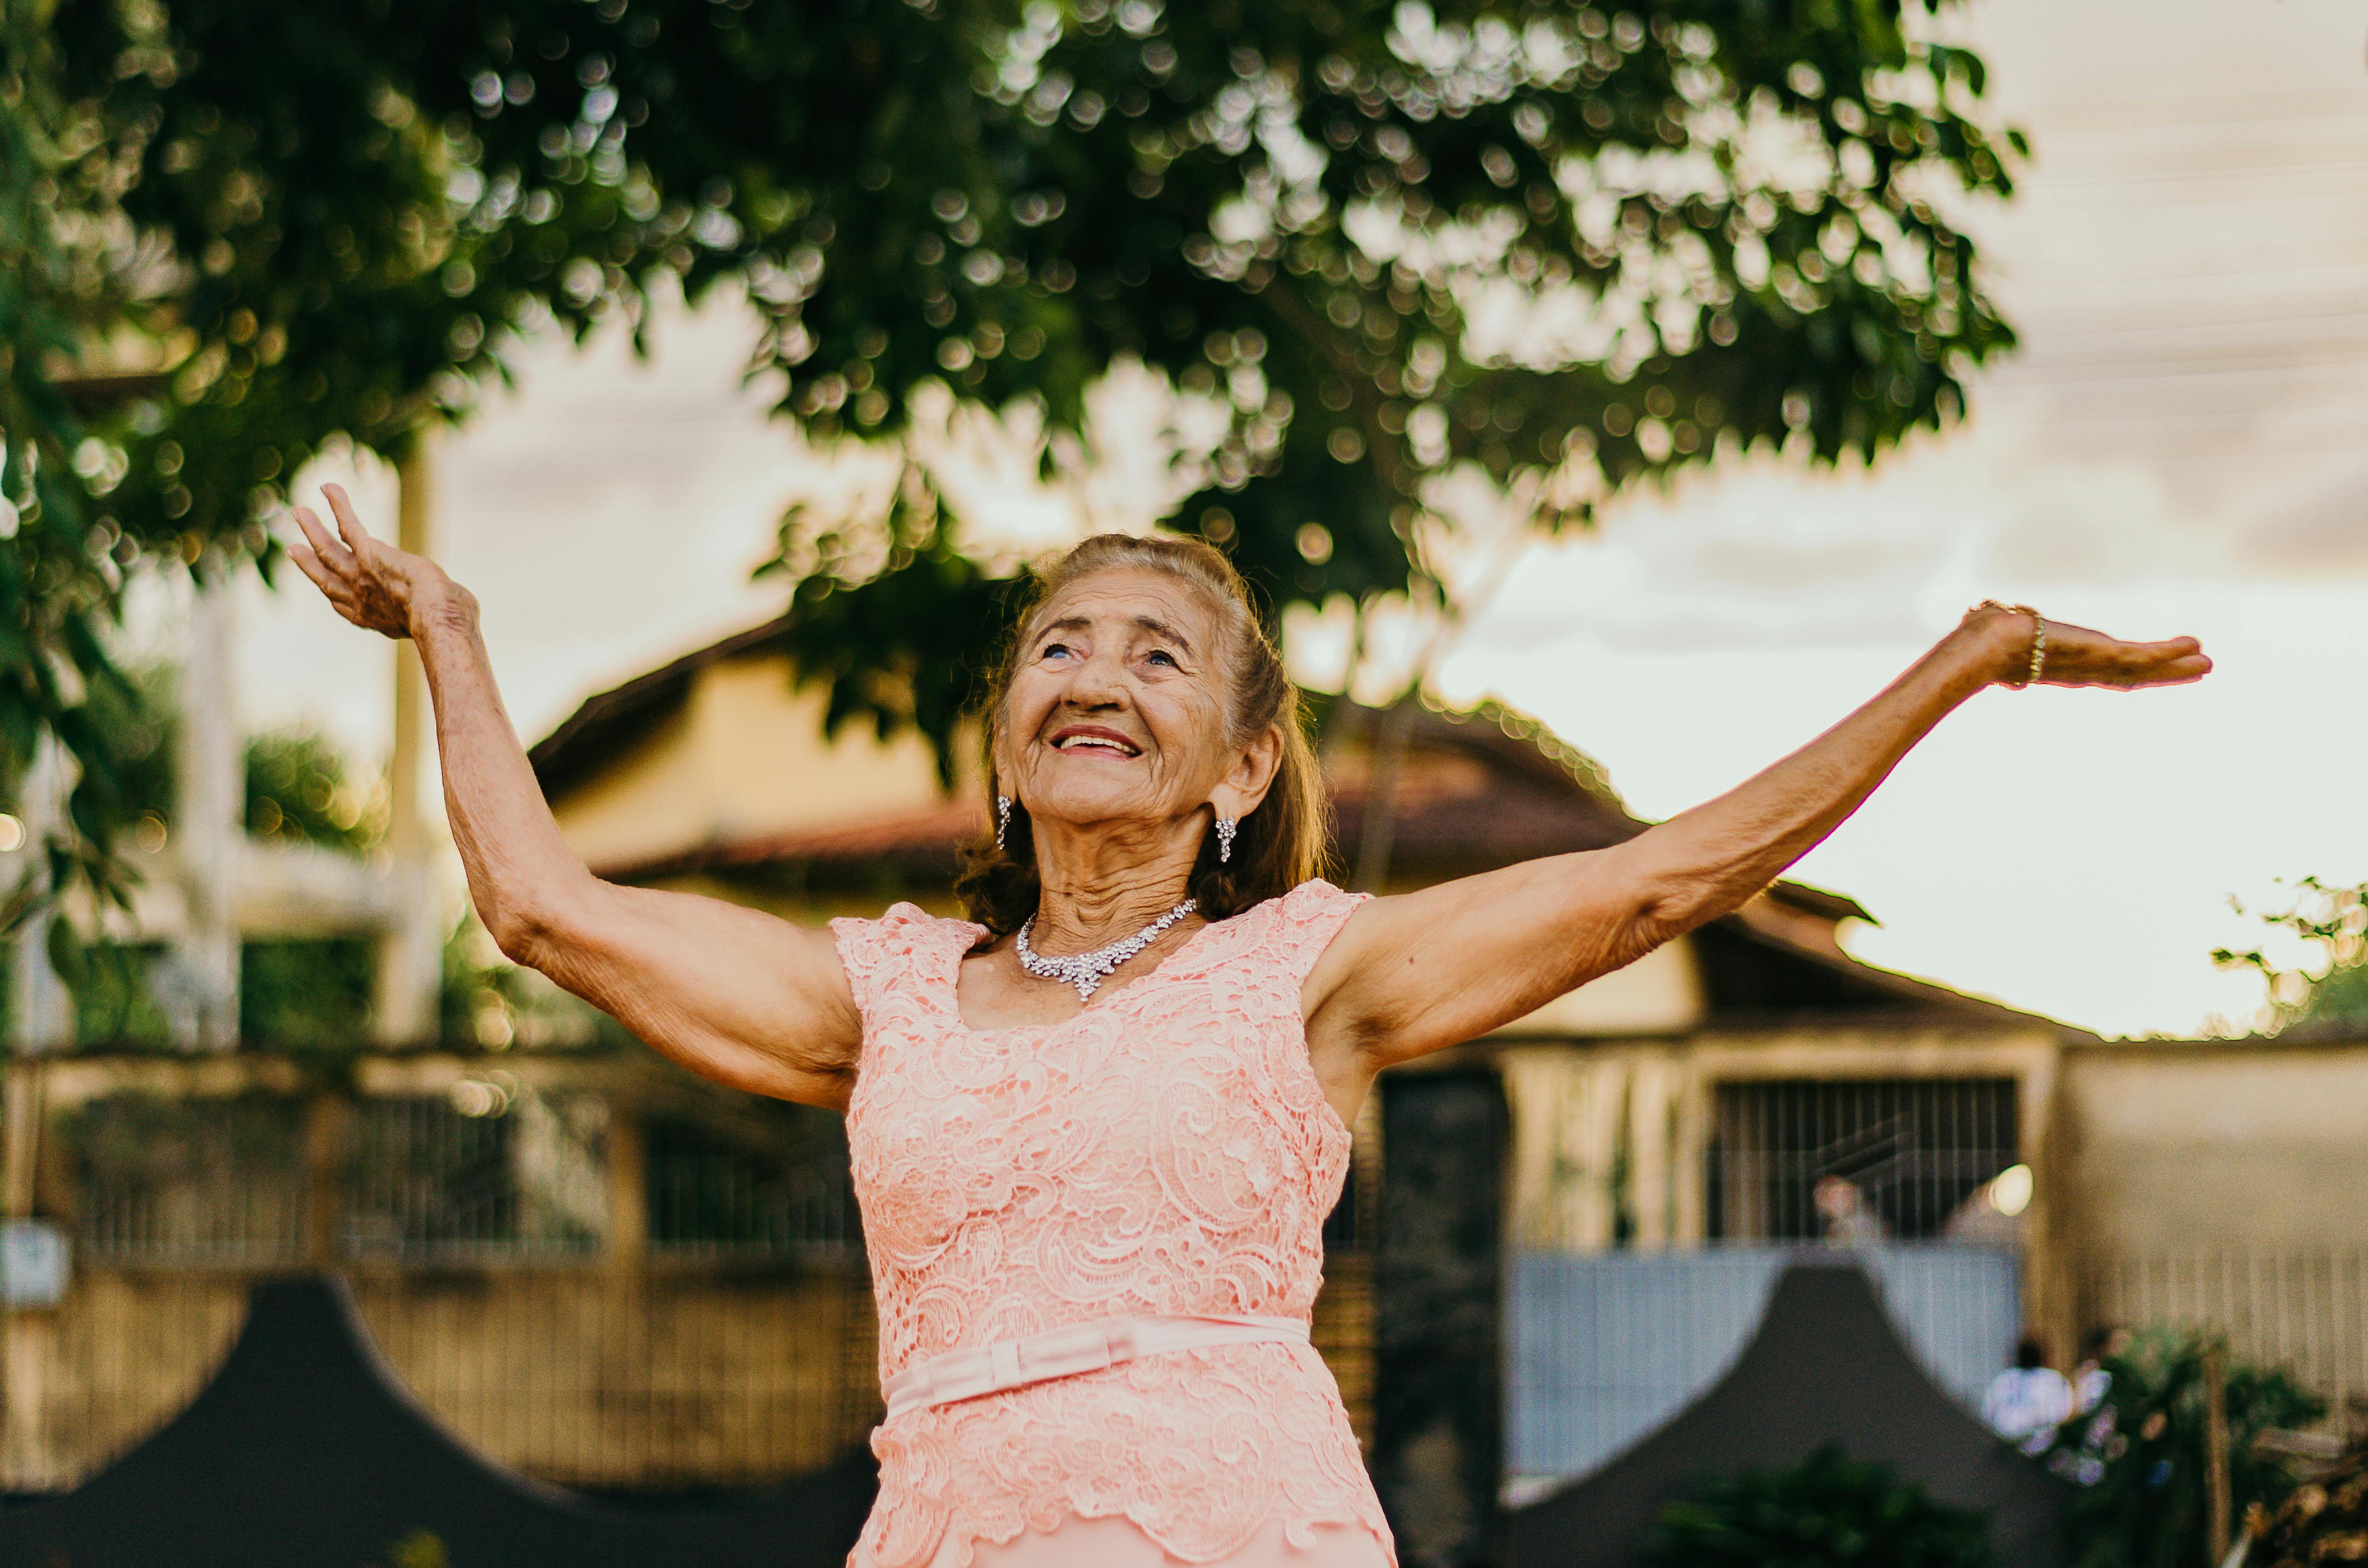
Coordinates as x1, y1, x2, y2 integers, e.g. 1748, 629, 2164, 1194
956, 533, 1327, 934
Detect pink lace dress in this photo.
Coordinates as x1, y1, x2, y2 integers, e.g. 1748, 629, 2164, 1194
831, 880, 1395, 1568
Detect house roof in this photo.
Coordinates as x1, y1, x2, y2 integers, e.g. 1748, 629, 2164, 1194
529, 613, 798, 799
528, 615, 2061, 1034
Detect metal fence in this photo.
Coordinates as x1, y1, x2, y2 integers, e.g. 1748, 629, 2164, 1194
343, 1093, 609, 1263
70, 1092, 864, 1267
646, 1113, 861, 1261
1707, 1078, 2021, 1243
2090, 1251, 2368, 1426
71, 1095, 307, 1266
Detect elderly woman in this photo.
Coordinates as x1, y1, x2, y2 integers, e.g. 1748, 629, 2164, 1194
289, 486, 2205, 1568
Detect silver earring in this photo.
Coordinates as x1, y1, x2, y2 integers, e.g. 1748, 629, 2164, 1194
1216, 816, 1238, 865
996, 795, 1012, 849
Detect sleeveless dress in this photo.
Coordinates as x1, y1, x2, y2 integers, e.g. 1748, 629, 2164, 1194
831, 880, 1396, 1568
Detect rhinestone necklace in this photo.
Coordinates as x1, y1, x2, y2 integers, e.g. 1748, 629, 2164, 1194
1014, 899, 1197, 1002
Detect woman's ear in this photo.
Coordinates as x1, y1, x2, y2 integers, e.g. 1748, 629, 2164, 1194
1208, 724, 1284, 822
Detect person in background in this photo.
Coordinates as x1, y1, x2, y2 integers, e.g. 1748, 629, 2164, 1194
1814, 1174, 1888, 1247
1984, 1336, 2076, 1454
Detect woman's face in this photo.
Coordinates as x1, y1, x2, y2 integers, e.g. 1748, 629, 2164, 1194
1000, 567, 1272, 831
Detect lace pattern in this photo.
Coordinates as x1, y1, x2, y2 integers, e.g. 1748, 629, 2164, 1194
833, 881, 1392, 1568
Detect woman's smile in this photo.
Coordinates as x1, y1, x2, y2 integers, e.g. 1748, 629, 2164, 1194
1048, 724, 1144, 760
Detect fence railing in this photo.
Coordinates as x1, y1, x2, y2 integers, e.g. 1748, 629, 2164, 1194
646, 1153, 861, 1261
2089, 1251, 2368, 1426
70, 1093, 863, 1268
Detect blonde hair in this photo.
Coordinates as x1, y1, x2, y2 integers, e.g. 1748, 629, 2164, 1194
956, 533, 1327, 933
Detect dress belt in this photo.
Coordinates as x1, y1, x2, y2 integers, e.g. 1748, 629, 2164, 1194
882, 1313, 1310, 1421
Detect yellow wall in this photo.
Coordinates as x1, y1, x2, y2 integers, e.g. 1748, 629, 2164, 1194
2057, 1042, 2368, 1255
1491, 939, 1706, 1038
547, 651, 967, 875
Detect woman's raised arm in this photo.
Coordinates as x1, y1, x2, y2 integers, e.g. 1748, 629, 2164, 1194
287, 485, 862, 1108
1304, 605, 2210, 1085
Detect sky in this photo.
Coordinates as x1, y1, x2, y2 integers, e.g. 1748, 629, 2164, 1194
205, 0, 2368, 1040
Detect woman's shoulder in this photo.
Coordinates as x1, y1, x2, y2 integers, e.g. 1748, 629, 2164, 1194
1173, 879, 1369, 980
828, 904, 985, 1005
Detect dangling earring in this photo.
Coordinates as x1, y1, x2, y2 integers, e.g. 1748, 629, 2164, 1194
1216, 816, 1238, 865
996, 795, 1012, 849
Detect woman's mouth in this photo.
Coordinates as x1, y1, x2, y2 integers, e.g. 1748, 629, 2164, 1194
1050, 727, 1143, 758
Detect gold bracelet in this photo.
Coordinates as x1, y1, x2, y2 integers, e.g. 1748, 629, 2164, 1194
1974, 599, 2047, 687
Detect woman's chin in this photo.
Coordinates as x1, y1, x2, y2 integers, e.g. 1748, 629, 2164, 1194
1025, 789, 1168, 830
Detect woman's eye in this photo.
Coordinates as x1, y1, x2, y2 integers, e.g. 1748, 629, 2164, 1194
1041, 642, 1072, 660
1145, 649, 1177, 668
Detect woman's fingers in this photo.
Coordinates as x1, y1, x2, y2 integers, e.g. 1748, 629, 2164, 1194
290, 504, 353, 578
322, 483, 374, 552
2039, 627, 2211, 688
285, 541, 330, 590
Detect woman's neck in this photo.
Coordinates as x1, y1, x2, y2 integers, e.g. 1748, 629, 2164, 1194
1028, 819, 1202, 951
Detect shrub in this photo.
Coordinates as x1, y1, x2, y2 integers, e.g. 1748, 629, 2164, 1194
1646, 1445, 1993, 1566
2042, 1329, 2324, 1568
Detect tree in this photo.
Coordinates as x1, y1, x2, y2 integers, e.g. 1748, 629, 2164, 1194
2213, 877, 2368, 1034
7, 0, 2023, 889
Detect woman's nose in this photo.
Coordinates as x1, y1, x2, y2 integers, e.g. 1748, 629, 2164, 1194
1066, 649, 1129, 704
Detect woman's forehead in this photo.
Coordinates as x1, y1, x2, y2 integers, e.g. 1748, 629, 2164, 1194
1029, 568, 1221, 645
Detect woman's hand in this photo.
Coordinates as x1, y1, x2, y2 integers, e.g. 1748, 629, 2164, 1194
1961, 604, 2212, 690
286, 482, 460, 640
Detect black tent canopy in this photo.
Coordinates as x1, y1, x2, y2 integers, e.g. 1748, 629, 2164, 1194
0, 1276, 877, 1568
1505, 1258, 2068, 1567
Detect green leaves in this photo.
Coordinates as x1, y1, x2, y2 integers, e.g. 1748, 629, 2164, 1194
1647, 1445, 1995, 1566
2215, 877, 2368, 1032
7, 0, 2026, 891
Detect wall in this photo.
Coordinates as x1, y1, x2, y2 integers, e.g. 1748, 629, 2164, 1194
2058, 1040, 2368, 1255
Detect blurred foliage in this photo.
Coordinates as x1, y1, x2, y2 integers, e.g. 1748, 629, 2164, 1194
1645, 1445, 1993, 1566
2251, 1442, 2368, 1568
23, 917, 583, 1050
243, 728, 381, 852
2040, 1329, 2324, 1568
239, 935, 374, 1047
45, 661, 378, 850
2215, 877, 2368, 1033
6, 0, 2024, 843
441, 908, 609, 1050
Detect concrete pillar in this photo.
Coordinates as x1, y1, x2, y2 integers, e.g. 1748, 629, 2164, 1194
5, 736, 73, 1219
10, 735, 73, 1061
171, 557, 242, 1050
1375, 1069, 1507, 1568
373, 435, 444, 1046
605, 1093, 647, 1275
1626, 1055, 1679, 1250
1, 736, 71, 1487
